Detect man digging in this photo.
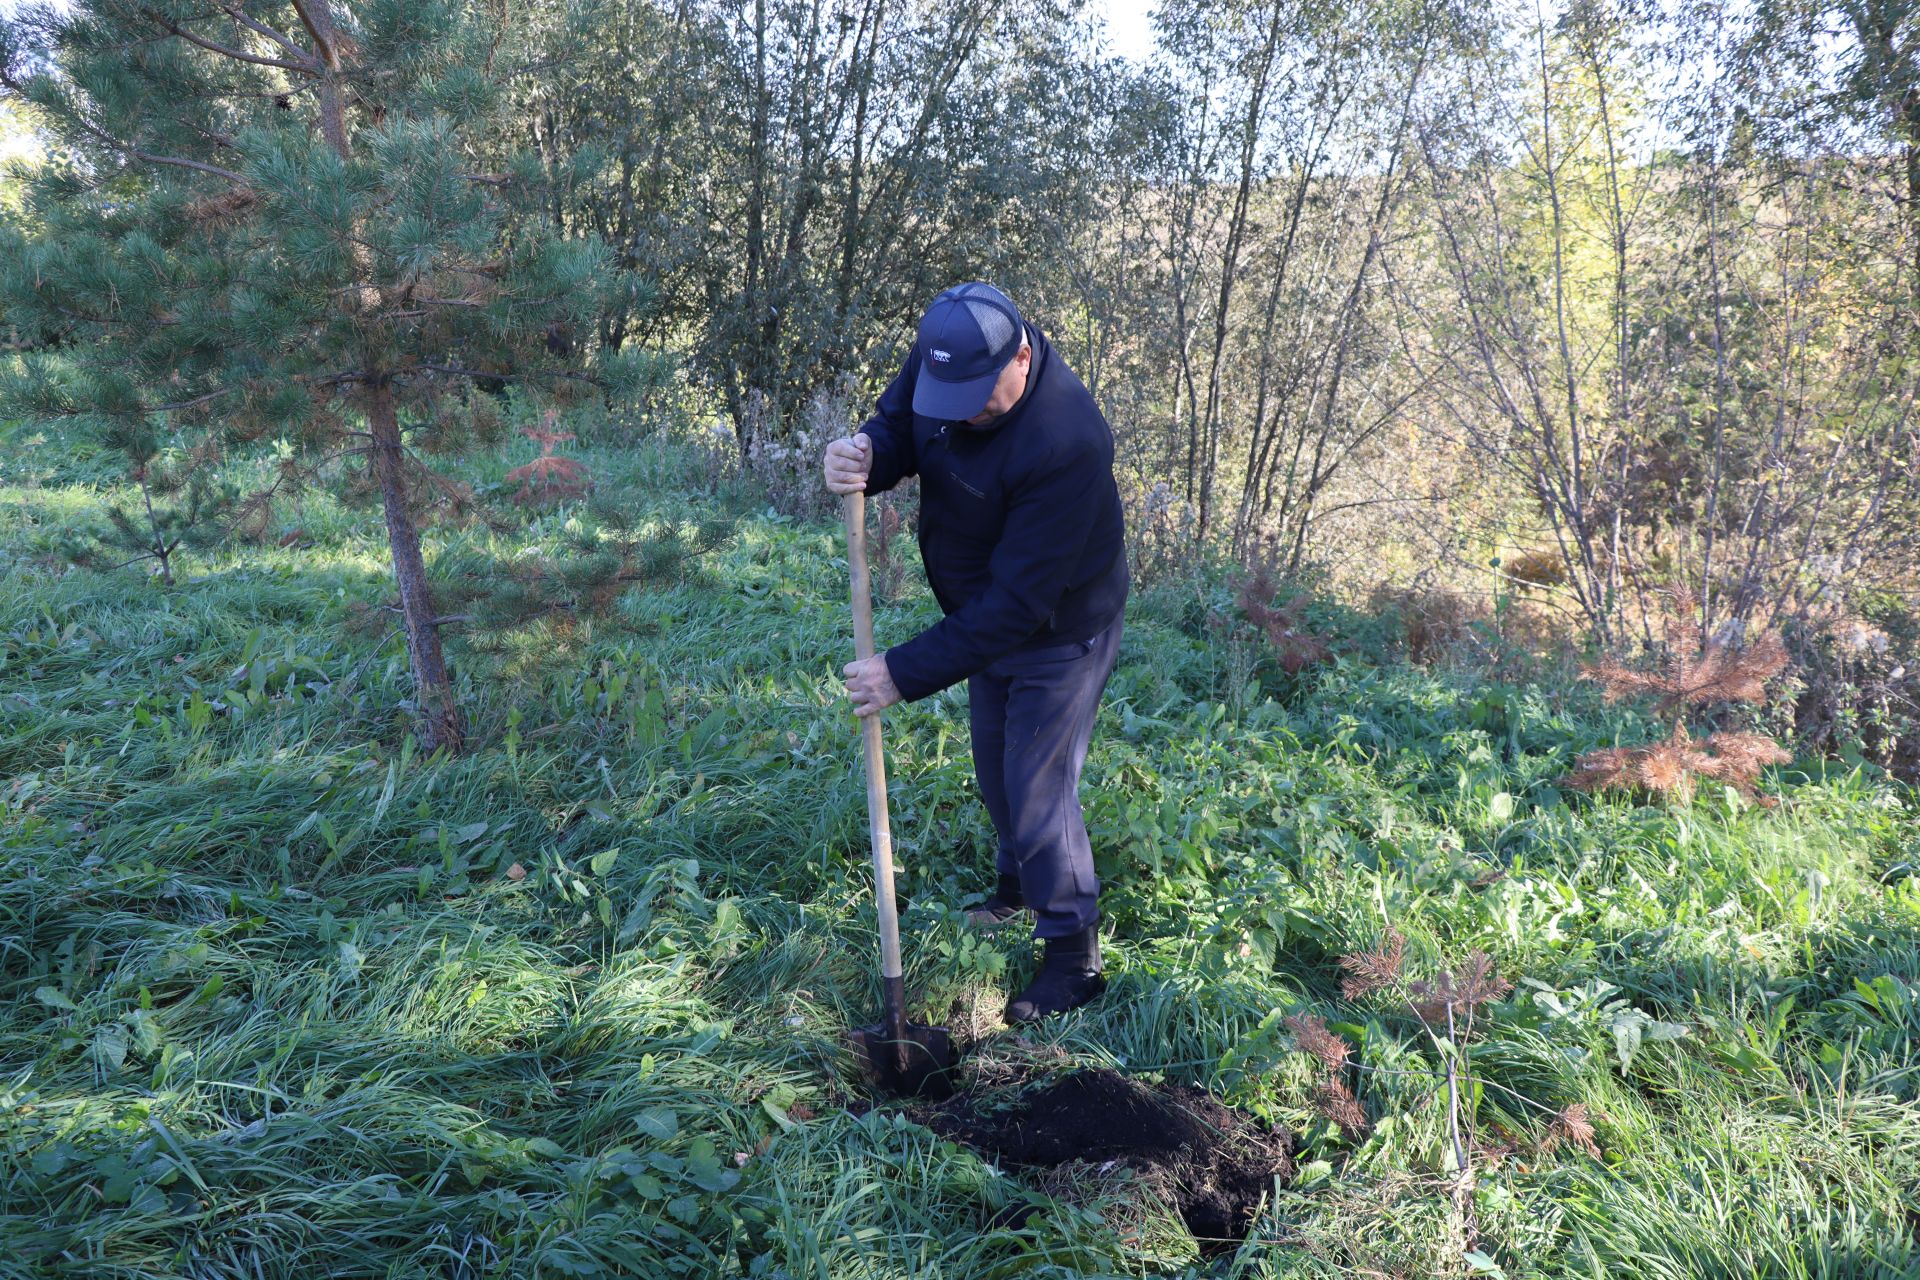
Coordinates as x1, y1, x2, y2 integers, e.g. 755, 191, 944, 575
822, 282, 1129, 1023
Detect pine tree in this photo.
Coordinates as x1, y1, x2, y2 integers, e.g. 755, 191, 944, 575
505, 409, 590, 506
1561, 586, 1793, 806
0, 2, 648, 752
61, 430, 238, 585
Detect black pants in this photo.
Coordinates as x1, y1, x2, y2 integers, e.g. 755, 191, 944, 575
967, 615, 1124, 938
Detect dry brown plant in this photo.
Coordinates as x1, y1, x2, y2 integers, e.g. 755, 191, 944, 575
506, 412, 590, 506
1284, 1012, 1352, 1074
1407, 951, 1513, 1026
185, 186, 260, 229
1505, 548, 1568, 588
1541, 1103, 1602, 1160
868, 497, 905, 602
1588, 585, 1789, 715
1473, 1124, 1519, 1167
1367, 583, 1485, 664
1310, 1079, 1369, 1138
1563, 585, 1793, 805
1286, 1013, 1369, 1138
1337, 929, 1407, 1000
1238, 567, 1333, 674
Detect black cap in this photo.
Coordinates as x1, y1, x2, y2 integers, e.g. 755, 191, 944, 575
911, 282, 1026, 420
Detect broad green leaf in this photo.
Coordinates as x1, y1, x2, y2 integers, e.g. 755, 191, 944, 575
635, 1107, 679, 1141
92, 1025, 128, 1072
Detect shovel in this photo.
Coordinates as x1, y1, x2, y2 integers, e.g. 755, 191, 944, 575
842, 491, 955, 1098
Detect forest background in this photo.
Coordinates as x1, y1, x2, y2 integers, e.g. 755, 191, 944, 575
4, 0, 1916, 764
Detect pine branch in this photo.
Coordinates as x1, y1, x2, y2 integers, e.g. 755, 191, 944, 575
85, 119, 249, 184
410, 363, 602, 386
0, 49, 239, 187
213, 2, 318, 66
141, 9, 317, 73
150, 388, 236, 414
48, 303, 181, 329
288, 0, 344, 71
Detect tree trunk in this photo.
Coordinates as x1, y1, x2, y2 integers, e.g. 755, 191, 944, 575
1196, 3, 1284, 544
367, 379, 464, 754
736, 0, 769, 441
138, 472, 175, 586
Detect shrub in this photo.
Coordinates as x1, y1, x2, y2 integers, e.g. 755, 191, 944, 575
1368, 582, 1486, 665
1778, 595, 1920, 783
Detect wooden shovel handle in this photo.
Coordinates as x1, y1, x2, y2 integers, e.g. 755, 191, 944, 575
845, 493, 905, 990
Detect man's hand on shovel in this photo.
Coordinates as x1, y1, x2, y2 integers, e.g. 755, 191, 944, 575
844, 653, 900, 717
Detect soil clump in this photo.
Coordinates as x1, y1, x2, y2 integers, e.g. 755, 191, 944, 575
920, 1067, 1294, 1250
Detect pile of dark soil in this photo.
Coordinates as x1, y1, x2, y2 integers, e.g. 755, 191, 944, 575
921, 1068, 1294, 1249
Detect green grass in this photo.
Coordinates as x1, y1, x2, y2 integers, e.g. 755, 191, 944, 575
2, 424, 1917, 1278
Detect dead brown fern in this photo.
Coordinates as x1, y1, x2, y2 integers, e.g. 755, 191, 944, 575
1563, 585, 1793, 806
1237, 568, 1333, 674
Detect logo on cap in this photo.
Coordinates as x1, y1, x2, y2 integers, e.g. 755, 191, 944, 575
930, 349, 952, 363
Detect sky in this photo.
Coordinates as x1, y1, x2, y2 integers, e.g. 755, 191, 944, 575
1087, 0, 1161, 65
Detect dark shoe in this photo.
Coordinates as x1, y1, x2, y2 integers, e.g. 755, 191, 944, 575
966, 873, 1027, 930
1005, 926, 1105, 1023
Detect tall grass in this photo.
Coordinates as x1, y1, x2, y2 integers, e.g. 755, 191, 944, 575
1, 429, 1915, 1277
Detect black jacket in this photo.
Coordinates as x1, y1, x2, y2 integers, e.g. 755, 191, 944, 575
861, 323, 1129, 701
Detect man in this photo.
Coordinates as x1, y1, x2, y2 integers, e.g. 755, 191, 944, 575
822, 281, 1129, 1022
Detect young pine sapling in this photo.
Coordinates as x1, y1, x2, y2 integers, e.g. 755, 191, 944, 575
1562, 585, 1792, 806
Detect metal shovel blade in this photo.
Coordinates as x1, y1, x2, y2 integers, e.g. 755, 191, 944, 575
850, 1019, 956, 1100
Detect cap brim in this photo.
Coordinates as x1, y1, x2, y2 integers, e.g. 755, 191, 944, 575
912, 361, 999, 421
